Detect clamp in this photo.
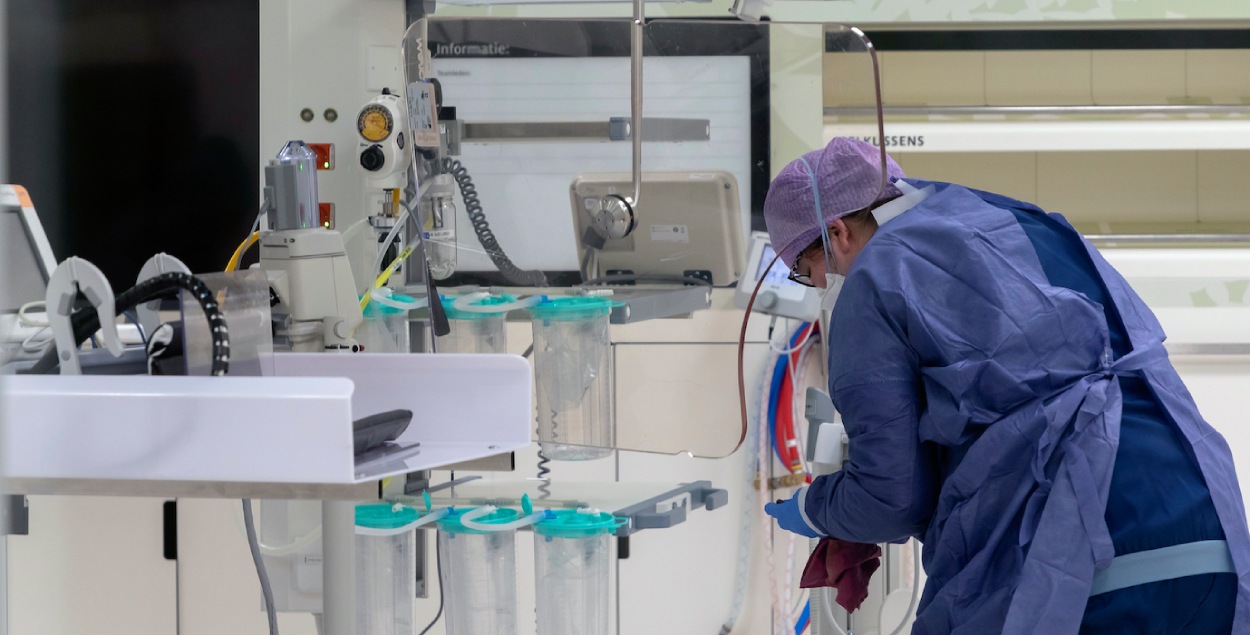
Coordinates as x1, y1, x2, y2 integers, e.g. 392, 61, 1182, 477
45, 257, 123, 374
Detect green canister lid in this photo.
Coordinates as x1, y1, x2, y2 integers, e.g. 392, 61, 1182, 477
534, 509, 624, 538
436, 507, 522, 534
527, 296, 618, 321
355, 503, 420, 529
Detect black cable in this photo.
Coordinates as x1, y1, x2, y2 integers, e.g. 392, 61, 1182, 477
27, 272, 229, 376
417, 540, 445, 635
579, 273, 715, 287
442, 158, 547, 287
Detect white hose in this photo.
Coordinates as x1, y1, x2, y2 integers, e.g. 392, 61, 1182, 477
883, 539, 923, 635
757, 350, 788, 635
370, 288, 428, 311
451, 292, 542, 314
355, 507, 450, 537
719, 348, 774, 635
458, 506, 548, 532
820, 586, 850, 635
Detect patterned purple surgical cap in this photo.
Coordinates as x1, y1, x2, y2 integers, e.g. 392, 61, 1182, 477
764, 137, 905, 269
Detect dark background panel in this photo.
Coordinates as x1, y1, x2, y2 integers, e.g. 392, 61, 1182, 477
6, 0, 260, 286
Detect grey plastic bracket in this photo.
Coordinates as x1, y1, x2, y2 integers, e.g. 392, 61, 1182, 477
613, 480, 728, 537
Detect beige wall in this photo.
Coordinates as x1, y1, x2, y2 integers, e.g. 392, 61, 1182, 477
826, 46, 1250, 230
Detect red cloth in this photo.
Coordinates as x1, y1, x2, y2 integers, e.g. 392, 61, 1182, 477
799, 538, 882, 613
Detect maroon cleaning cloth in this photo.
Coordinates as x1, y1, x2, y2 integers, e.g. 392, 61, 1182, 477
799, 538, 883, 613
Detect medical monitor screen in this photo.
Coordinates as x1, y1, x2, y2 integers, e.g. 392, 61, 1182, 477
1, 206, 51, 313
755, 243, 800, 288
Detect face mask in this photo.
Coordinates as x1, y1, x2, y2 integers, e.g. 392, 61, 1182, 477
821, 272, 845, 312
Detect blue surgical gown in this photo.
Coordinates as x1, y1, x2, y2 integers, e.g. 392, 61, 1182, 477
803, 180, 1250, 634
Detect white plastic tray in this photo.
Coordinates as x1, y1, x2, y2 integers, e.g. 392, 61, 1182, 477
1, 353, 532, 498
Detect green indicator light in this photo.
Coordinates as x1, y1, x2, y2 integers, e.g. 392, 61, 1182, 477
323, 162, 330, 169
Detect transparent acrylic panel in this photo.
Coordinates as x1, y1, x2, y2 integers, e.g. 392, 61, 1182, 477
183, 269, 274, 376
404, 17, 639, 285
401, 18, 883, 458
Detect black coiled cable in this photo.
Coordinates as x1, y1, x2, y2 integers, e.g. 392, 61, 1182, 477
28, 272, 230, 376
442, 157, 548, 287
536, 407, 556, 500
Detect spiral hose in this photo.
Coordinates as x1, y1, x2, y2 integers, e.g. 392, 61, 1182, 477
536, 407, 557, 499
442, 158, 547, 287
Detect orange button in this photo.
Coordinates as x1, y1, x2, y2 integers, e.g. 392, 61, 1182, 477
319, 202, 335, 229
308, 143, 334, 170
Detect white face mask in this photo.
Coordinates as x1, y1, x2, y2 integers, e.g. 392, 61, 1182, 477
819, 259, 845, 334
820, 272, 845, 312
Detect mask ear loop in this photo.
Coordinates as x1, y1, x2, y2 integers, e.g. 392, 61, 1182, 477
798, 157, 836, 277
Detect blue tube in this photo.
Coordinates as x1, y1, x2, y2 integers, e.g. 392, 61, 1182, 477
768, 358, 786, 463
796, 600, 811, 634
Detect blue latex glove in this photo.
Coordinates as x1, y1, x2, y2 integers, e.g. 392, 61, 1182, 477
765, 487, 823, 538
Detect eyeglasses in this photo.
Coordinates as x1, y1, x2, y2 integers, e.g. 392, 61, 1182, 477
787, 262, 815, 287
786, 238, 829, 287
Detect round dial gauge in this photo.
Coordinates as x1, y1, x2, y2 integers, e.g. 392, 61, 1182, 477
357, 104, 393, 142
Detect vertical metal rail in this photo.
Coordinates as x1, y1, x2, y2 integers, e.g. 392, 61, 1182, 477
630, 0, 644, 209
321, 500, 357, 635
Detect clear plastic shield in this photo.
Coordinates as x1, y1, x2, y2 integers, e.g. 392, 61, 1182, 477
404, 17, 639, 285
404, 17, 883, 458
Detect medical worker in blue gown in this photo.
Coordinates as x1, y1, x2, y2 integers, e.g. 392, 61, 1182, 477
762, 137, 1249, 634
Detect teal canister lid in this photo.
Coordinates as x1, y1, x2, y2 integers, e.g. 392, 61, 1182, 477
533, 509, 625, 538
527, 297, 618, 321
355, 503, 420, 529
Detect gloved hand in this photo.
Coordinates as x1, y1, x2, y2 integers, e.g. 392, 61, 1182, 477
765, 487, 823, 538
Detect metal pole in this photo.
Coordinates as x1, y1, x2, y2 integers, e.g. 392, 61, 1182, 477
321, 500, 357, 635
630, 0, 644, 209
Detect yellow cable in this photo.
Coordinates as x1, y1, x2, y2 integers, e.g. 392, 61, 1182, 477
226, 232, 260, 272
359, 245, 416, 311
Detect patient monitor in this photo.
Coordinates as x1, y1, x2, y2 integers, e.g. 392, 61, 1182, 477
570, 171, 746, 286
1, 185, 59, 363
733, 232, 821, 322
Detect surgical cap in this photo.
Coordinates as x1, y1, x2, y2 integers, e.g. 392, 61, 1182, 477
764, 137, 905, 269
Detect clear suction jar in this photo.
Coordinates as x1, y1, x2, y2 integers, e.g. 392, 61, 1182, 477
533, 509, 621, 635
529, 297, 615, 460
436, 508, 521, 635
436, 294, 513, 354
355, 504, 419, 635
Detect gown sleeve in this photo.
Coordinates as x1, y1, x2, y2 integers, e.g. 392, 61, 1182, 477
803, 259, 940, 544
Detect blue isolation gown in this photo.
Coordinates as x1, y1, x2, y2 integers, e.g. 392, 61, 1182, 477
803, 180, 1250, 633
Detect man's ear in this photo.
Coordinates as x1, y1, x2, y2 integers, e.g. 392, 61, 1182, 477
828, 218, 853, 253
